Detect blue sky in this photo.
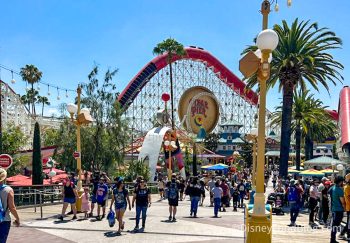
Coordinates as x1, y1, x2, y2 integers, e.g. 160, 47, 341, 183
1, 0, 349, 115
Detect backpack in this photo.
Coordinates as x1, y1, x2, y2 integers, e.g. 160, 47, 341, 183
168, 183, 178, 200
0, 185, 8, 223
288, 186, 299, 202
239, 184, 245, 192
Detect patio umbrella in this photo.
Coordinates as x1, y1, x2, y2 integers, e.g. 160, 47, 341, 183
201, 164, 213, 169
288, 169, 300, 174
320, 168, 339, 174
206, 163, 229, 171
299, 169, 325, 177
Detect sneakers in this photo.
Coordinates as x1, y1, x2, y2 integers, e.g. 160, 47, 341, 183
169, 215, 172, 221
58, 215, 64, 221
172, 217, 176, 222
139, 227, 144, 233
288, 222, 296, 227
72, 216, 77, 220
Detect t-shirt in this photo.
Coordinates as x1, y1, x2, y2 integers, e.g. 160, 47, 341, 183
0, 185, 12, 222
220, 183, 229, 196
92, 181, 99, 195
135, 187, 150, 207
330, 185, 344, 212
212, 187, 223, 199
207, 180, 216, 191
96, 184, 108, 202
344, 184, 350, 212
113, 188, 128, 206
167, 181, 180, 200
64, 183, 76, 198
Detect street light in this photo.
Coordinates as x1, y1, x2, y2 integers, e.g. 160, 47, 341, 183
238, 0, 287, 241
67, 86, 93, 211
337, 164, 344, 177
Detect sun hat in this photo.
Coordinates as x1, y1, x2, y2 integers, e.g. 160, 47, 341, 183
0, 168, 7, 182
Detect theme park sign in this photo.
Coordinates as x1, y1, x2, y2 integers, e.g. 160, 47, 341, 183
178, 86, 220, 134
0, 154, 13, 170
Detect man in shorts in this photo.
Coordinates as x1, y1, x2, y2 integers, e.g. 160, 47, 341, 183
166, 174, 180, 222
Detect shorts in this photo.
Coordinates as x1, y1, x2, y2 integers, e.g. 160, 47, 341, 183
221, 195, 229, 205
97, 200, 106, 207
64, 197, 76, 204
168, 198, 179, 207
115, 204, 127, 210
159, 188, 164, 192
91, 195, 97, 204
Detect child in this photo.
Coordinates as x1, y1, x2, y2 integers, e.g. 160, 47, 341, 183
81, 187, 91, 219
212, 180, 223, 217
231, 186, 239, 212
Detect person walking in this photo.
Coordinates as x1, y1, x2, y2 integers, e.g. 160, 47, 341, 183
58, 177, 78, 221
0, 168, 20, 243
110, 177, 131, 235
188, 177, 203, 218
329, 176, 345, 243
206, 176, 216, 207
212, 180, 223, 217
96, 177, 109, 220
179, 178, 186, 201
286, 179, 303, 226
132, 179, 151, 232
321, 180, 331, 227
308, 179, 320, 227
166, 174, 180, 222
317, 177, 328, 224
158, 178, 165, 200
199, 179, 206, 206
339, 174, 350, 240
220, 178, 230, 211
80, 187, 91, 219
237, 180, 246, 208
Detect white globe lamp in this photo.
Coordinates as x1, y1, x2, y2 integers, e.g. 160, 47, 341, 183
254, 49, 272, 63
67, 103, 78, 115
256, 29, 279, 51
251, 127, 259, 137
49, 170, 57, 177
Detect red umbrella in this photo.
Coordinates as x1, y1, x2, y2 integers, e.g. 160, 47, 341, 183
6, 174, 30, 182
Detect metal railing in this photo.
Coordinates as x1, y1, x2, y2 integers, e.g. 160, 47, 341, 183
12, 183, 159, 219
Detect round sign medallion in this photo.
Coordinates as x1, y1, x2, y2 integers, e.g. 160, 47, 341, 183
0, 154, 13, 170
178, 86, 220, 134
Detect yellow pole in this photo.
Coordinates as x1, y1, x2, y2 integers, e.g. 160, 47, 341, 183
75, 86, 83, 211
252, 139, 257, 187
246, 1, 272, 242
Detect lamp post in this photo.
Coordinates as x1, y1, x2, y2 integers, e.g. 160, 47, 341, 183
239, 0, 285, 241
67, 86, 93, 211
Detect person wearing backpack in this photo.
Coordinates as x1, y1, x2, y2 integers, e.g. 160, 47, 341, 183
110, 177, 131, 235
166, 174, 180, 222
286, 179, 303, 226
237, 180, 246, 208
0, 168, 20, 243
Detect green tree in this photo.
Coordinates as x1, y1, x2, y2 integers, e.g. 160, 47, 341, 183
204, 133, 220, 152
20, 65, 43, 115
153, 38, 186, 130
125, 159, 150, 182
243, 19, 343, 177
32, 122, 43, 185
271, 89, 336, 170
1, 124, 29, 176
21, 89, 39, 112
37, 95, 50, 116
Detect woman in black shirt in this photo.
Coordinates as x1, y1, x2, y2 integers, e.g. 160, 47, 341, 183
58, 178, 78, 221
132, 180, 151, 232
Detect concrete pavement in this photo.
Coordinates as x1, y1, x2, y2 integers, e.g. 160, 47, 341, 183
7, 183, 335, 243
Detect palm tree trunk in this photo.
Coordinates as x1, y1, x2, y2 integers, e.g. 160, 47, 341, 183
169, 62, 175, 130
279, 80, 295, 178
31, 83, 34, 115
295, 121, 301, 171
42, 102, 44, 116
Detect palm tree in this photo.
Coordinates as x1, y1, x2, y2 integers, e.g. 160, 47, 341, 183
21, 89, 39, 112
153, 38, 186, 130
243, 19, 343, 177
20, 65, 43, 116
271, 89, 336, 170
37, 95, 50, 116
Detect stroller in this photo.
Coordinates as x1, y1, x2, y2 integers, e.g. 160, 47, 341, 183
266, 192, 285, 215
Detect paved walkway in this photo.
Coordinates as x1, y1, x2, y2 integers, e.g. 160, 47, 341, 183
7, 181, 334, 243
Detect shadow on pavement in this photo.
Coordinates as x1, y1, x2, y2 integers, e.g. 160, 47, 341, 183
53, 220, 70, 224
104, 231, 119, 237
